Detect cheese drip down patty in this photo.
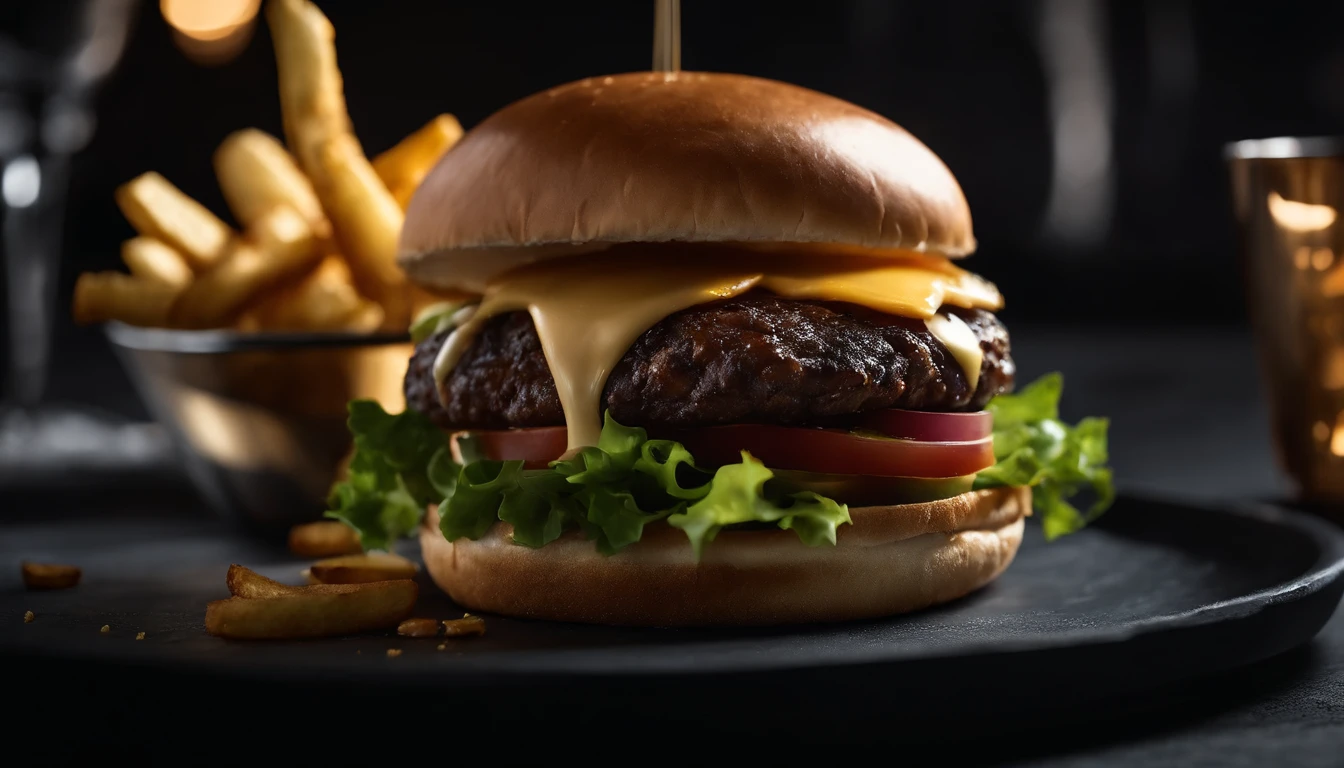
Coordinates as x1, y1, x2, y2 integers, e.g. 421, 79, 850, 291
419, 248, 1010, 450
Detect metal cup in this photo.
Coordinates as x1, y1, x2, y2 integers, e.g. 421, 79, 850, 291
1228, 137, 1344, 503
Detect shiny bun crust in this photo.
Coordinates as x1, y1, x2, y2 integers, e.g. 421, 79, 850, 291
420, 487, 1028, 627
400, 72, 975, 293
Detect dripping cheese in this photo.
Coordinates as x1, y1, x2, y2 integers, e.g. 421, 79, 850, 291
434, 250, 1002, 451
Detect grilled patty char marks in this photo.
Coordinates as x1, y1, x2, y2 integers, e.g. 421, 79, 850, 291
404, 294, 1014, 431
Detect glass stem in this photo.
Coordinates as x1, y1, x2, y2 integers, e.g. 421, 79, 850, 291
4, 152, 71, 407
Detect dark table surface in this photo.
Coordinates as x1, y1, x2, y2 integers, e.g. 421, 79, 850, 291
2, 327, 1342, 765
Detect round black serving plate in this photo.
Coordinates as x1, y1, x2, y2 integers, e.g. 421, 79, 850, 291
3, 494, 1342, 757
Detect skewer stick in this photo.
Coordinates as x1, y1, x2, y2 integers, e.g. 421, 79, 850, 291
653, 0, 680, 72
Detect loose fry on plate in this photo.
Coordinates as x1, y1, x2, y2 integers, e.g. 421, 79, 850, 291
373, 114, 463, 208
226, 563, 306, 598
442, 614, 486, 638
21, 562, 82, 590
168, 205, 321, 329
115, 172, 233, 271
214, 128, 329, 236
72, 272, 178, 327
288, 519, 362, 557
268, 0, 408, 327
397, 618, 440, 638
121, 236, 193, 289
308, 552, 419, 584
205, 579, 418, 640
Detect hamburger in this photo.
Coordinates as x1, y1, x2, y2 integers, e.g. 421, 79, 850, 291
330, 72, 1113, 626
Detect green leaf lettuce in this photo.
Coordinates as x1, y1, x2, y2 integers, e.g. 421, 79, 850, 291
973, 373, 1115, 539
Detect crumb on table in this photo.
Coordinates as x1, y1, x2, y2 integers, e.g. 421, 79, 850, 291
386, 648, 403, 658
100, 624, 110, 634
23, 611, 34, 623
136, 632, 146, 640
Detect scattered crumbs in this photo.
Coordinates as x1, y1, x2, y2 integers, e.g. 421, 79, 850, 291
436, 643, 446, 651
386, 648, 403, 658
100, 625, 110, 634
23, 611, 34, 623
136, 632, 146, 640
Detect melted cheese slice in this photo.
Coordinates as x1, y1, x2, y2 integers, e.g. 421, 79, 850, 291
435, 250, 1002, 451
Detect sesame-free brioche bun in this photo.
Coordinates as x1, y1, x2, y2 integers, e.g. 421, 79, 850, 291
399, 71, 975, 293
420, 486, 1028, 627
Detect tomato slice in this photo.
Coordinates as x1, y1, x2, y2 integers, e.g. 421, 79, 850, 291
450, 427, 567, 469
662, 424, 994, 478
454, 421, 995, 478
856, 408, 992, 442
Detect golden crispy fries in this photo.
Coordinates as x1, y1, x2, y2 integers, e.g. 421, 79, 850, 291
397, 618, 440, 638
72, 272, 179, 327
268, 0, 408, 328
311, 134, 407, 328
169, 205, 321, 329
442, 614, 486, 638
373, 114, 463, 208
288, 520, 362, 558
21, 562, 82, 590
214, 128, 329, 235
121, 236, 193, 289
115, 172, 233, 271
226, 563, 307, 598
343, 300, 386, 333
206, 578, 418, 640
307, 552, 419, 584
251, 255, 374, 331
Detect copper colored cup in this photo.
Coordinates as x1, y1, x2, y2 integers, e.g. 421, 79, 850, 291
1228, 137, 1344, 504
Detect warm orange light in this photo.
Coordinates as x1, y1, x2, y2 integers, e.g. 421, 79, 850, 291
1332, 414, 1344, 457
161, 0, 259, 65
161, 0, 259, 39
1268, 191, 1337, 232
1312, 248, 1336, 271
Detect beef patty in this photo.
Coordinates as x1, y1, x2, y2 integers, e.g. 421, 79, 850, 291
406, 294, 1015, 431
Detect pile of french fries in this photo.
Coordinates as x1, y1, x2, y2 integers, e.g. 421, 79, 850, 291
74, 0, 463, 333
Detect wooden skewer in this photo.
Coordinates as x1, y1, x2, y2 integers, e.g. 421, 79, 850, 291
653, 0, 681, 72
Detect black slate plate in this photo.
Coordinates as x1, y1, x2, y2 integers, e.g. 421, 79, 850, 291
2, 494, 1343, 752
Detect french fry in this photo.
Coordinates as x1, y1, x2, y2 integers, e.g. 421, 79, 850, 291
121, 236, 193, 290
373, 114, 463, 208
342, 300, 386, 333
307, 552, 419, 584
214, 128, 329, 236
115, 172, 233, 271
442, 614, 486, 638
268, 0, 408, 328
206, 579, 418, 640
72, 272, 178, 327
288, 519, 362, 557
251, 255, 368, 331
311, 135, 408, 328
397, 618, 440, 638
168, 205, 321, 329
227, 564, 307, 598
21, 562, 82, 590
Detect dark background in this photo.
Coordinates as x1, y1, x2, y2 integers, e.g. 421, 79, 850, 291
9, 0, 1344, 416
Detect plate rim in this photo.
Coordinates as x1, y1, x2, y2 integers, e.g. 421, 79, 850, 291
5, 495, 1343, 681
